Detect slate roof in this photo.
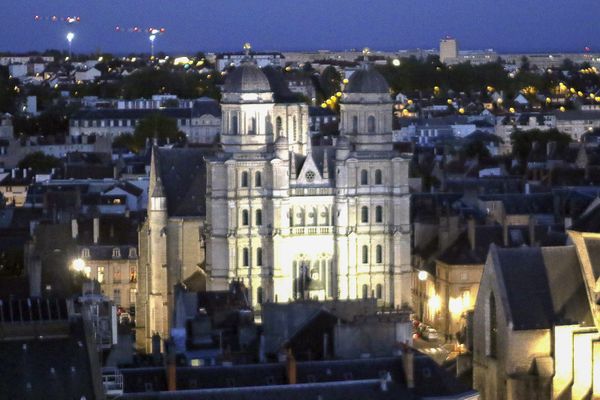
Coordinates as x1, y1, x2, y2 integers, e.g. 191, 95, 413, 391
155, 147, 215, 217
0, 319, 98, 400
72, 101, 220, 121
120, 354, 474, 399
494, 246, 556, 330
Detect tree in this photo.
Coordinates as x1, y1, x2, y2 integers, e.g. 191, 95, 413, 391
130, 113, 186, 152
318, 66, 342, 102
510, 129, 572, 161
18, 152, 62, 174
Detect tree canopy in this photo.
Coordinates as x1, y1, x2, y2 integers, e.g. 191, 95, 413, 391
17, 151, 62, 174
510, 128, 572, 160
114, 113, 186, 152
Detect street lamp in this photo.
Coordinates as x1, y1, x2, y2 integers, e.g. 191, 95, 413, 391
417, 270, 428, 281
72, 258, 91, 278
149, 34, 156, 60
66, 32, 75, 60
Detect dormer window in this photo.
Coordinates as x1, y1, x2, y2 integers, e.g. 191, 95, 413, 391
81, 248, 90, 259
112, 248, 121, 259
128, 247, 137, 259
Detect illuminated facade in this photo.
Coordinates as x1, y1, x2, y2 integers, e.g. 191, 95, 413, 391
137, 54, 411, 352
473, 233, 600, 399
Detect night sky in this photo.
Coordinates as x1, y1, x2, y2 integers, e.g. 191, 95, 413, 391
2, 1, 600, 54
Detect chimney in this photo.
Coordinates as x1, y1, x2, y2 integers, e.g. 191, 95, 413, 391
11, 168, 16, 179
71, 219, 78, 240
467, 217, 476, 251
166, 339, 177, 391
285, 348, 297, 384
93, 217, 100, 244
528, 216, 536, 246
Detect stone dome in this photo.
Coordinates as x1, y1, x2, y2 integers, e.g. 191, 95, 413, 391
345, 65, 389, 94
223, 62, 272, 93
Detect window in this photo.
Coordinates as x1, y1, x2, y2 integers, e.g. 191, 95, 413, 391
255, 171, 262, 187
362, 284, 369, 299
81, 248, 90, 259
352, 115, 358, 133
242, 248, 249, 267
113, 289, 121, 306
128, 248, 137, 259
130, 266, 137, 282
249, 117, 256, 135
129, 288, 136, 304
375, 206, 383, 223
241, 171, 249, 187
112, 248, 121, 259
362, 245, 369, 264
367, 115, 376, 133
242, 210, 249, 226
360, 169, 368, 185
231, 114, 238, 134
376, 245, 383, 263
97, 266, 104, 283
276, 116, 282, 135
255, 209, 262, 226
257, 287, 263, 304
257, 248, 263, 266
488, 292, 497, 358
113, 267, 121, 283
361, 206, 369, 223
375, 169, 382, 185
376, 284, 383, 299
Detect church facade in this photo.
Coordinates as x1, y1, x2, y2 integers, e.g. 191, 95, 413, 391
136, 54, 412, 352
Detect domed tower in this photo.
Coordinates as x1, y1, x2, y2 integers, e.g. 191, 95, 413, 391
221, 43, 276, 153
340, 48, 393, 152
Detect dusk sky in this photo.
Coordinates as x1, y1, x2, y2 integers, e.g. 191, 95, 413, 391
2, 1, 600, 54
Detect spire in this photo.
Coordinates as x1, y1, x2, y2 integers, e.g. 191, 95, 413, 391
242, 42, 254, 64
360, 47, 371, 69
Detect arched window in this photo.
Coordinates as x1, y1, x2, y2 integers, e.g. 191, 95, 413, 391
256, 247, 263, 266
361, 206, 369, 223
249, 117, 257, 135
242, 248, 249, 267
276, 116, 282, 136
242, 210, 249, 226
375, 169, 382, 185
241, 171, 249, 187
257, 287, 264, 304
362, 284, 369, 299
255, 209, 262, 226
360, 169, 368, 185
376, 245, 383, 263
255, 171, 262, 187
231, 114, 238, 135
362, 245, 369, 264
488, 292, 497, 358
352, 115, 358, 133
375, 206, 383, 223
376, 284, 383, 299
367, 115, 376, 133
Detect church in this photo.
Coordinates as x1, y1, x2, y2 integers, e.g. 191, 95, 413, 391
136, 49, 412, 352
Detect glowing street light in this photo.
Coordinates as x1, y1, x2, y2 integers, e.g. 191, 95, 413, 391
418, 270, 428, 281
66, 32, 75, 60
149, 34, 157, 60
72, 258, 85, 272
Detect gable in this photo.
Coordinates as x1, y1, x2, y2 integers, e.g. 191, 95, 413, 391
296, 152, 324, 185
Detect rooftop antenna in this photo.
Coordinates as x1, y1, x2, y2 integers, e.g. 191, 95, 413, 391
242, 42, 253, 63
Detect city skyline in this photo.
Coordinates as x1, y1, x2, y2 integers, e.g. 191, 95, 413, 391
2, 0, 600, 54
